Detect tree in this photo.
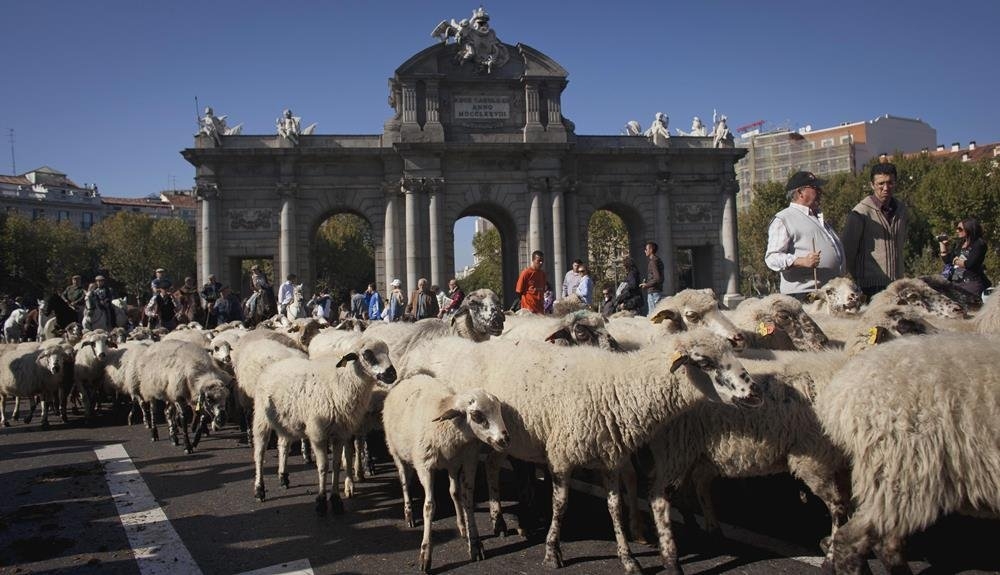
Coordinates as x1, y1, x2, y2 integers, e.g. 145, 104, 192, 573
314, 213, 375, 303
458, 227, 503, 298
587, 210, 629, 290
0, 214, 94, 299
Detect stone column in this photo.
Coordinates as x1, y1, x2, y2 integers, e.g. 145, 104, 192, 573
655, 177, 676, 295
404, 178, 421, 293
527, 178, 545, 258
383, 180, 401, 290
524, 81, 544, 140
720, 174, 743, 306
551, 178, 569, 297
195, 181, 219, 283
277, 182, 298, 283
402, 84, 418, 124
427, 178, 445, 287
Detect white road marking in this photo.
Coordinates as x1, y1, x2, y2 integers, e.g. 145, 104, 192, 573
235, 558, 315, 575
95, 444, 203, 575
567, 477, 824, 567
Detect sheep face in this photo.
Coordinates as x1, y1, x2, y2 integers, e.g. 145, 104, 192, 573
651, 289, 746, 350
436, 389, 510, 452
211, 340, 233, 366
64, 322, 83, 343
545, 311, 622, 352
809, 277, 862, 315
109, 327, 128, 346
755, 296, 828, 351
854, 305, 938, 351
338, 339, 397, 385
458, 289, 505, 336
76, 332, 109, 362
197, 375, 231, 427
879, 279, 967, 319
38, 346, 67, 376
668, 331, 761, 407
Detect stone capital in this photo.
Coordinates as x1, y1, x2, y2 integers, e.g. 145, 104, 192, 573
527, 177, 550, 194
276, 182, 299, 199
400, 176, 444, 194
195, 182, 220, 200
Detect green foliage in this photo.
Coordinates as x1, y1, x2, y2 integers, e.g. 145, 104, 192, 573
458, 227, 503, 298
314, 214, 375, 302
739, 154, 1000, 293
587, 210, 629, 287
0, 214, 94, 299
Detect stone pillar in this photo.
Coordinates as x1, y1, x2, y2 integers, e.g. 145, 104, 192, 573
277, 182, 298, 283
528, 178, 545, 258
427, 178, 445, 287
195, 181, 219, 283
720, 174, 744, 307
404, 178, 421, 293
402, 85, 418, 124
383, 180, 401, 291
524, 81, 544, 141
423, 81, 444, 141
551, 178, 569, 297
655, 177, 676, 295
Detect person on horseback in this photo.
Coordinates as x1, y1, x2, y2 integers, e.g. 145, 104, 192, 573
243, 265, 275, 324
92, 275, 117, 329
177, 276, 204, 326
151, 268, 172, 292
277, 273, 298, 317
61, 275, 86, 323
200, 274, 223, 328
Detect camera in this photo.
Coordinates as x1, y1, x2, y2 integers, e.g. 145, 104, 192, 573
935, 234, 950, 242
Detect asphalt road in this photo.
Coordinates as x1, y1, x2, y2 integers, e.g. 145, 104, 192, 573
0, 407, 997, 575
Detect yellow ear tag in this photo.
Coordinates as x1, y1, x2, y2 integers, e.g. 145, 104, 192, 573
670, 351, 684, 363
757, 321, 775, 336
867, 326, 880, 345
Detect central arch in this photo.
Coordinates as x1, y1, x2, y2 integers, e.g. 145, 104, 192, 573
456, 202, 519, 301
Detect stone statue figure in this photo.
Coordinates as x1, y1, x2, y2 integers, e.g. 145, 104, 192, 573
644, 112, 670, 146
712, 110, 734, 148
622, 120, 643, 136
276, 110, 317, 145
676, 116, 708, 137
431, 7, 510, 73
197, 107, 242, 146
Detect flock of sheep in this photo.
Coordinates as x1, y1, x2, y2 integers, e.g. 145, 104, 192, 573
1, 279, 998, 575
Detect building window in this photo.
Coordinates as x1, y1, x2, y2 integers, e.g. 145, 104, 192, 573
82, 212, 94, 230
821, 138, 834, 148
58, 210, 70, 222
840, 135, 852, 144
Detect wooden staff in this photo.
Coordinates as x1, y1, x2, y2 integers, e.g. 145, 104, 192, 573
812, 238, 819, 290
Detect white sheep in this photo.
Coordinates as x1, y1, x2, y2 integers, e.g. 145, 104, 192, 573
102, 339, 153, 426
72, 329, 111, 421
604, 289, 746, 352
802, 276, 863, 317
252, 336, 398, 515
815, 333, 1000, 574
501, 309, 622, 351
868, 277, 967, 319
135, 339, 232, 453
974, 287, 1000, 334
0, 341, 71, 428
727, 294, 829, 351
382, 374, 510, 572
408, 330, 761, 574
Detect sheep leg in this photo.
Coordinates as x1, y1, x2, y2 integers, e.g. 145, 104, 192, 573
39, 397, 50, 428
621, 460, 648, 544
165, 402, 179, 446
604, 471, 642, 575
312, 437, 331, 516
177, 401, 195, 454
393, 455, 415, 528
301, 438, 312, 465
542, 470, 568, 569
252, 414, 269, 501
352, 436, 364, 482
328, 437, 345, 513
873, 536, 912, 575
791, 456, 850, 553
485, 451, 509, 536
690, 464, 723, 540
459, 451, 485, 562
190, 408, 209, 449
416, 465, 435, 573
648, 475, 684, 575
23, 395, 38, 424
830, 515, 875, 575
341, 441, 356, 498
448, 464, 468, 538
1, 396, 8, 426
277, 436, 290, 488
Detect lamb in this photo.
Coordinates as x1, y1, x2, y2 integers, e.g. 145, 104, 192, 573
382, 374, 510, 572
72, 329, 111, 421
802, 276, 863, 317
501, 309, 622, 350
252, 336, 397, 515
409, 329, 761, 574
815, 333, 1000, 575
0, 341, 71, 428
643, 302, 937, 572
727, 293, 828, 351
135, 339, 232, 453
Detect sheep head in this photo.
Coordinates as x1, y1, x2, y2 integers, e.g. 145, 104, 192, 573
75, 331, 110, 362
37, 345, 68, 376
650, 289, 746, 350
876, 278, 967, 319
336, 337, 397, 385
849, 304, 938, 356
667, 329, 761, 407
544, 310, 622, 352
808, 277, 862, 315
433, 387, 510, 452
194, 372, 231, 428
750, 295, 828, 351
211, 339, 233, 366
454, 289, 505, 338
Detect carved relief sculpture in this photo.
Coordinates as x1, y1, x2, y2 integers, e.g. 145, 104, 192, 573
228, 208, 274, 231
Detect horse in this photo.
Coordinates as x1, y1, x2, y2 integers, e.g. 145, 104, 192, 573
173, 290, 204, 327
39, 294, 79, 337
83, 298, 128, 332
243, 287, 276, 328
2, 308, 28, 342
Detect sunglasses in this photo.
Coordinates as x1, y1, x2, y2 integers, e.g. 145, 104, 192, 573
957, 226, 965, 231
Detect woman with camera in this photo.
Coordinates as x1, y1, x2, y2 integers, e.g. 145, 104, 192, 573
939, 218, 991, 300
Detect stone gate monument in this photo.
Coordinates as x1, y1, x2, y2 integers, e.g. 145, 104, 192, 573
183, 8, 746, 305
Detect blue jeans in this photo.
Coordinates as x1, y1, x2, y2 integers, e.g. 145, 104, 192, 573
646, 291, 662, 315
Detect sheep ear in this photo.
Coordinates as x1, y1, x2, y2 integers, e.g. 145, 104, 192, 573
432, 397, 464, 422
669, 351, 689, 373
650, 309, 679, 325
335, 352, 359, 368
805, 291, 822, 303
545, 328, 572, 344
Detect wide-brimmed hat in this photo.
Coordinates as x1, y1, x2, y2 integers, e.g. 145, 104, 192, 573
391, 278, 401, 287
155, 268, 166, 273
95, 275, 106, 280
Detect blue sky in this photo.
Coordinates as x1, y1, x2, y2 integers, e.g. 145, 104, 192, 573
3, 1, 998, 270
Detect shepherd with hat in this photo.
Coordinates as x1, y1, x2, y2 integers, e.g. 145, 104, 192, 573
764, 171, 845, 299
385, 278, 406, 322
150, 267, 172, 292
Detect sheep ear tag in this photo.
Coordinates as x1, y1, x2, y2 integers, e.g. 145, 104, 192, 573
867, 326, 886, 345
669, 351, 688, 373
757, 321, 775, 336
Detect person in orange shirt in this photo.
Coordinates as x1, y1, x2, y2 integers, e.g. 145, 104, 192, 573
514, 250, 547, 314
